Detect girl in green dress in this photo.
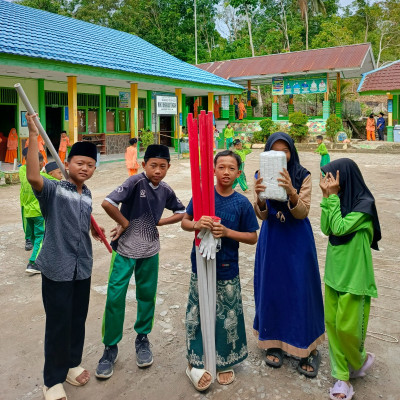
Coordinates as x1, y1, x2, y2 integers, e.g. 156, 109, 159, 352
320, 158, 381, 400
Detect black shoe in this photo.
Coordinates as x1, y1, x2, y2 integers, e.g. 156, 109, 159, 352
25, 239, 33, 251
135, 335, 153, 368
25, 263, 41, 275
95, 345, 118, 379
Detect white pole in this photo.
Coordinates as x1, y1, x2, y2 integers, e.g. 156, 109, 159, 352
13, 158, 17, 171
14, 83, 68, 179
194, 0, 198, 65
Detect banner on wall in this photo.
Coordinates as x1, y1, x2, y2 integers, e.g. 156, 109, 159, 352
119, 92, 131, 108
155, 95, 177, 115
272, 74, 328, 95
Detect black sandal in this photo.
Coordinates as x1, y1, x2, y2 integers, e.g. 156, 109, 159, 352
265, 348, 283, 368
297, 350, 321, 378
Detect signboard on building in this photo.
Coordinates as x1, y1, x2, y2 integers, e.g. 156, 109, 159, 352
119, 92, 131, 108
156, 95, 177, 115
272, 74, 328, 95
388, 99, 393, 113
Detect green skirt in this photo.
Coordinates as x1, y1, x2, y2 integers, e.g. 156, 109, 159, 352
186, 273, 248, 369
320, 154, 331, 167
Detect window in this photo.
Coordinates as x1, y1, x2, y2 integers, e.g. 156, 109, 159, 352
106, 109, 115, 132
78, 108, 99, 133
105, 96, 131, 133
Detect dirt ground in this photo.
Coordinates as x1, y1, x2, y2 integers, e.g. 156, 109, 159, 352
0, 150, 399, 400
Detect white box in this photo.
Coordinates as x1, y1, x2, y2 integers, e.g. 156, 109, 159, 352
259, 150, 287, 202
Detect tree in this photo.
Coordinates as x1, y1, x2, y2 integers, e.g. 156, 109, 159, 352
297, 0, 326, 50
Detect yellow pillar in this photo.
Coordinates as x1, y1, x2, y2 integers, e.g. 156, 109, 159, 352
130, 83, 138, 138
208, 92, 214, 113
388, 93, 393, 126
67, 76, 78, 144
175, 88, 182, 139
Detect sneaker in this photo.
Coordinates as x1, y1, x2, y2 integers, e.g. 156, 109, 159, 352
135, 335, 153, 368
95, 345, 118, 379
25, 263, 41, 275
25, 239, 33, 251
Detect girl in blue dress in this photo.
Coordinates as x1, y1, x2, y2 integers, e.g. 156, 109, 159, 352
253, 132, 325, 377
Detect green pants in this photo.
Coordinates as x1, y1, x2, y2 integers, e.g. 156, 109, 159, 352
233, 163, 248, 191
102, 251, 159, 346
320, 154, 330, 167
226, 137, 233, 149
26, 216, 45, 263
21, 206, 33, 242
325, 284, 371, 381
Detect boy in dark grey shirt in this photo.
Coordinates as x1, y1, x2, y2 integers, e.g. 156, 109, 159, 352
26, 113, 105, 399
96, 144, 185, 379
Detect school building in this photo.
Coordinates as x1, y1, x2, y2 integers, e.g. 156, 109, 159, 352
0, 1, 243, 161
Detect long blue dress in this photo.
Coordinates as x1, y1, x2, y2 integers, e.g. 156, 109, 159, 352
253, 132, 325, 358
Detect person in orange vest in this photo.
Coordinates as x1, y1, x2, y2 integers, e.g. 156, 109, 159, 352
25, 134, 48, 164
125, 138, 139, 176
366, 114, 376, 141
238, 99, 246, 120
58, 131, 70, 163
5, 128, 18, 163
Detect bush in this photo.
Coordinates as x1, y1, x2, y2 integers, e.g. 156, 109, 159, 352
251, 97, 259, 108
325, 115, 343, 142
139, 129, 154, 150
289, 111, 309, 142
252, 119, 278, 143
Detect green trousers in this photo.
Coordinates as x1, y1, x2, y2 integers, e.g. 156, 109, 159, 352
320, 154, 331, 167
226, 137, 233, 149
26, 216, 45, 263
21, 206, 33, 242
325, 284, 371, 381
102, 251, 159, 346
233, 163, 248, 191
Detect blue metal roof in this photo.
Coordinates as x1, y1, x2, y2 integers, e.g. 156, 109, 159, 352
0, 1, 243, 90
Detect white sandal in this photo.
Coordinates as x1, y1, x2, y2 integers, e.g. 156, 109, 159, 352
66, 366, 89, 386
186, 366, 212, 391
43, 383, 67, 400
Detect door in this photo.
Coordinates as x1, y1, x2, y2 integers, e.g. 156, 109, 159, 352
45, 107, 63, 154
159, 116, 172, 147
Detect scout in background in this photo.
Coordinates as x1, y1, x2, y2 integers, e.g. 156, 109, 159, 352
320, 159, 380, 400
26, 111, 104, 400
315, 135, 331, 167
366, 113, 376, 141
58, 131, 70, 163
224, 123, 234, 150
96, 144, 185, 379
182, 150, 259, 391
25, 134, 48, 164
5, 127, 18, 163
238, 99, 246, 120
232, 139, 251, 192
376, 112, 385, 141
125, 138, 139, 176
19, 147, 45, 274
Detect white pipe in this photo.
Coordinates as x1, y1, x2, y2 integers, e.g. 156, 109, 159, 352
14, 83, 68, 179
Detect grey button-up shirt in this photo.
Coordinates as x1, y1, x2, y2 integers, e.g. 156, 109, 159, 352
34, 178, 93, 281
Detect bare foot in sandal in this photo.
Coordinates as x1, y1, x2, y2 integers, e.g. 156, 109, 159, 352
217, 371, 233, 384
188, 365, 211, 389
301, 350, 318, 373
75, 369, 90, 385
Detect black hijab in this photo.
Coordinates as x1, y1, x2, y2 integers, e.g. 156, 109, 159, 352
264, 132, 309, 192
321, 158, 381, 250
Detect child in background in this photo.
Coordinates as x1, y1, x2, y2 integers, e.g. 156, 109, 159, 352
26, 113, 104, 400
238, 99, 246, 120
253, 132, 325, 377
125, 138, 139, 176
315, 135, 330, 167
182, 150, 259, 391
320, 159, 380, 400
376, 112, 385, 141
232, 139, 251, 192
224, 123, 234, 150
58, 131, 70, 163
97, 144, 185, 379
42, 161, 63, 181
19, 147, 45, 274
366, 114, 376, 141
5, 127, 18, 163
25, 134, 48, 164
213, 125, 220, 151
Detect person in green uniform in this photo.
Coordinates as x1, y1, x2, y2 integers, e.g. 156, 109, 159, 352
224, 124, 234, 150
315, 135, 330, 167
320, 158, 381, 400
232, 139, 251, 192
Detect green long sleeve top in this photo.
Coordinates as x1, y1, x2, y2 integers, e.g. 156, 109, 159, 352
234, 148, 252, 162
320, 195, 377, 298
19, 165, 42, 218
315, 143, 329, 156
224, 127, 234, 139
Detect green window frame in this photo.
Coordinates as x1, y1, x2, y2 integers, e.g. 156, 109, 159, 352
106, 95, 130, 133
